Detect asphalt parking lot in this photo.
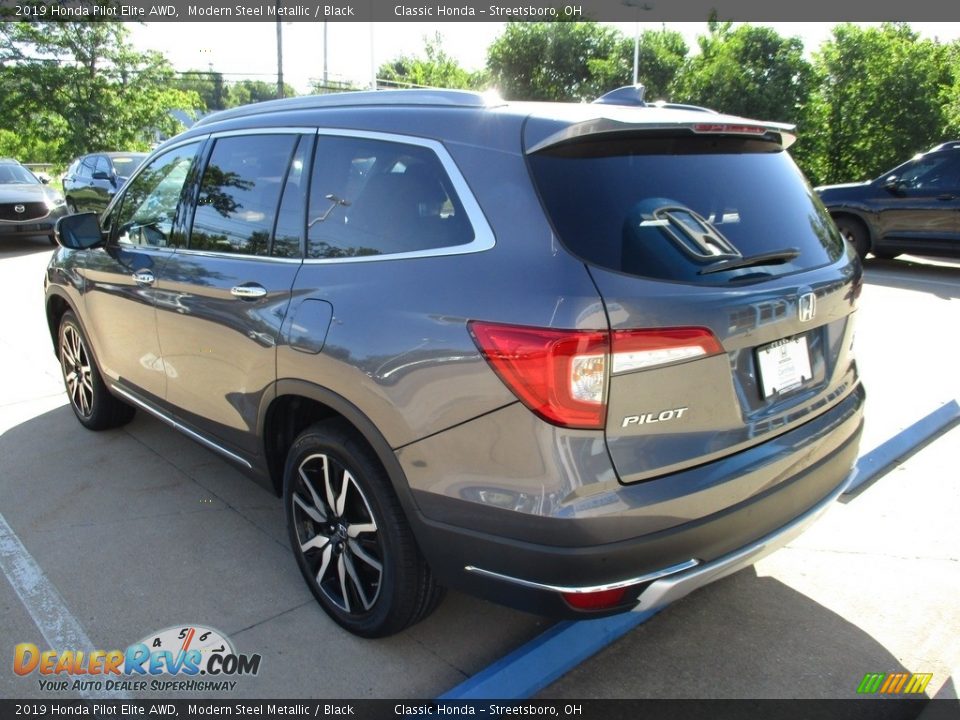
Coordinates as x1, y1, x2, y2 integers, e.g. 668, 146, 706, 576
1, 236, 958, 701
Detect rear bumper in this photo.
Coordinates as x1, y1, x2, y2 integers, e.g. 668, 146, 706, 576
404, 383, 864, 617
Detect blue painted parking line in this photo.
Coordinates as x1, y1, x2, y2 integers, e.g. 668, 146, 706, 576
440, 399, 959, 701
439, 610, 658, 700
842, 399, 959, 500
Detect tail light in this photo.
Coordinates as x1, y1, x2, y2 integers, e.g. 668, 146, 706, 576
469, 322, 722, 430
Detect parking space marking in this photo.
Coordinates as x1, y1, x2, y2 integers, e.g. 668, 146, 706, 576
842, 399, 959, 501
439, 611, 657, 700
0, 511, 131, 700
440, 400, 959, 700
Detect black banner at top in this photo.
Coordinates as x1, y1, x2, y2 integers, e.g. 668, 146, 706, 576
5, 0, 960, 21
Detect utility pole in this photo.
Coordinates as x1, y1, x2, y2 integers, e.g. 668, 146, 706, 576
276, 9, 284, 99
622, 0, 652, 86
323, 22, 329, 88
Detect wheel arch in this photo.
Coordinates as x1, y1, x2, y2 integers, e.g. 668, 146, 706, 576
259, 380, 419, 519
829, 210, 874, 246
45, 289, 77, 355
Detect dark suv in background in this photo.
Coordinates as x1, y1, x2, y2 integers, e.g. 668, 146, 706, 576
63, 151, 148, 214
46, 89, 865, 637
816, 141, 960, 260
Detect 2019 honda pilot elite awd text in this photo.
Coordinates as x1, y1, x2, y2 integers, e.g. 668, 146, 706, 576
45, 89, 864, 637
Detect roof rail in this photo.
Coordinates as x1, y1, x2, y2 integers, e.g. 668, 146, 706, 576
592, 84, 646, 107
195, 89, 497, 127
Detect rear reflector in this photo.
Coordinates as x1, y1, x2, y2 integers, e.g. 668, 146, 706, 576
561, 587, 630, 610
469, 321, 722, 430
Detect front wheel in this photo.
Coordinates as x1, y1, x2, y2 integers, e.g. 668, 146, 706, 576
58, 311, 135, 430
283, 420, 443, 637
834, 216, 869, 259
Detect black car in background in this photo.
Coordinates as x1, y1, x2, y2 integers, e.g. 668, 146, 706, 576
62, 152, 147, 214
816, 141, 960, 260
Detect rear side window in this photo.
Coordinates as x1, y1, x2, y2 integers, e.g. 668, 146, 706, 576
190, 134, 298, 256
306, 135, 474, 259
528, 135, 844, 283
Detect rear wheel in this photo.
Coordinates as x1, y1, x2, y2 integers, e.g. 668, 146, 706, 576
833, 216, 869, 259
284, 419, 442, 637
58, 312, 135, 430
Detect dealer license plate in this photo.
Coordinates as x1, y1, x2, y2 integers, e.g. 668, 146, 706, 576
756, 336, 813, 398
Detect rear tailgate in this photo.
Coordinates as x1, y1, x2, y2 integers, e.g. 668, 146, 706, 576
525, 117, 861, 482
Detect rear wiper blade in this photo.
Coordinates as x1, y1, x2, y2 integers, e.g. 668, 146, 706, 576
698, 248, 800, 275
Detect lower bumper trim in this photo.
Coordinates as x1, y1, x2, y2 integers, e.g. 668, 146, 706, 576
632, 470, 851, 612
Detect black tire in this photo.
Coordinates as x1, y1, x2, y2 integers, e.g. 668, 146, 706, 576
833, 216, 869, 259
872, 250, 900, 260
58, 311, 135, 430
284, 419, 442, 637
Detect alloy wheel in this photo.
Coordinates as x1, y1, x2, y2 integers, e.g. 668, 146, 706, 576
291, 452, 383, 614
60, 324, 93, 417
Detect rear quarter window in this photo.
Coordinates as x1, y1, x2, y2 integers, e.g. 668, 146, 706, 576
306, 135, 474, 259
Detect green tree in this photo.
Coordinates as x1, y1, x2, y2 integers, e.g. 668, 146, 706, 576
228, 79, 297, 106
803, 23, 952, 185
487, 21, 629, 102
173, 70, 230, 112
0, 21, 199, 164
671, 21, 813, 125
589, 27, 688, 101
377, 34, 486, 90
946, 41, 960, 137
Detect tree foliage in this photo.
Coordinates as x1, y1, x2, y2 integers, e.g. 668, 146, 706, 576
377, 34, 485, 90
670, 21, 812, 125
487, 21, 627, 102
586, 27, 688, 101
0, 21, 198, 164
801, 23, 953, 185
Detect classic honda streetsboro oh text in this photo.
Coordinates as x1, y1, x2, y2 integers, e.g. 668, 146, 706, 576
45, 89, 864, 637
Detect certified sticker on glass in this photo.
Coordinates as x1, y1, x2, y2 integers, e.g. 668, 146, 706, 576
756, 336, 813, 398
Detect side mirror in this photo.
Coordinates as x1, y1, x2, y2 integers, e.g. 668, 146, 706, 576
55, 212, 105, 250
40, 176, 50, 185
882, 176, 904, 194
92, 171, 111, 181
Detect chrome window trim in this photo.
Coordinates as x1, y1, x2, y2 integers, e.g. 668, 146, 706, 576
208, 127, 317, 138
302, 128, 495, 265
138, 127, 496, 263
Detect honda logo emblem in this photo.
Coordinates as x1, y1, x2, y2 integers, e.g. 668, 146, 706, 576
798, 292, 816, 322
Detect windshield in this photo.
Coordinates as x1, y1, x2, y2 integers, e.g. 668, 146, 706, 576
528, 134, 845, 284
111, 155, 147, 177
0, 165, 40, 185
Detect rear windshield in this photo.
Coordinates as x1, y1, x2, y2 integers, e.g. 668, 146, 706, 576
528, 135, 844, 283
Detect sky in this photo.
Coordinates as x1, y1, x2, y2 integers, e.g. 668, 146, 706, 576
127, 21, 960, 95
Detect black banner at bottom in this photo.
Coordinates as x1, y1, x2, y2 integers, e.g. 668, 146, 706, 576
1, 699, 959, 720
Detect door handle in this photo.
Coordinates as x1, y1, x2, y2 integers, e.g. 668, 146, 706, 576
133, 270, 155, 285
231, 284, 267, 300
937, 194, 955, 201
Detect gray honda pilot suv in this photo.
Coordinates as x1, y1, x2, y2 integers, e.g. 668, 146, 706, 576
45, 89, 864, 637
